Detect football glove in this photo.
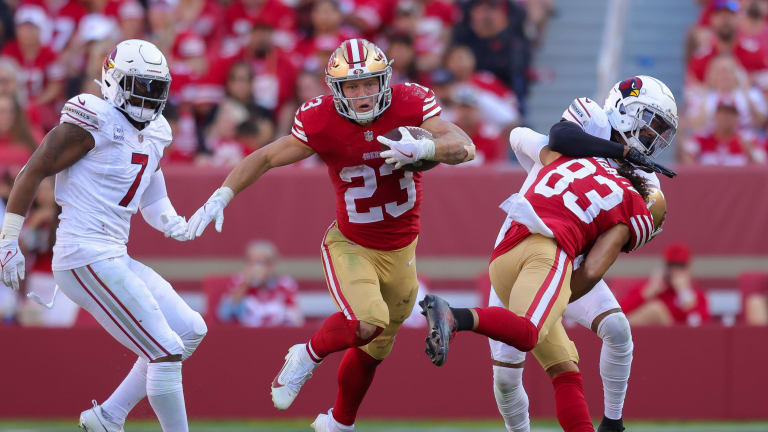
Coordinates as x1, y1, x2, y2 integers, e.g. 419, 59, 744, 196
625, 147, 677, 178
186, 187, 234, 239
161, 214, 189, 242
377, 127, 436, 169
0, 238, 25, 291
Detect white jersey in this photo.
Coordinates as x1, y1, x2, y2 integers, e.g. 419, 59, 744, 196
52, 93, 172, 271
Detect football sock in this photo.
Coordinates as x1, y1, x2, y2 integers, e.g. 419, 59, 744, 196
596, 313, 633, 420
308, 312, 383, 361
332, 348, 381, 426
101, 358, 148, 425
552, 371, 594, 432
450, 307, 475, 331
492, 365, 531, 432
472, 307, 538, 352
147, 362, 188, 432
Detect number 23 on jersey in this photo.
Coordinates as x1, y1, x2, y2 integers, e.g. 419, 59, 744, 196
340, 163, 415, 223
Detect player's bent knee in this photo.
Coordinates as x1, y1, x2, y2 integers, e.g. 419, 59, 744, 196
597, 312, 633, 349
361, 332, 395, 360
546, 361, 579, 379
181, 313, 208, 361
493, 365, 524, 394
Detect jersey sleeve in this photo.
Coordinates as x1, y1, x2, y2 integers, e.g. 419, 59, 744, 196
509, 127, 548, 171
291, 107, 309, 144
420, 87, 441, 122
625, 198, 655, 252
60, 94, 103, 134
561, 97, 611, 140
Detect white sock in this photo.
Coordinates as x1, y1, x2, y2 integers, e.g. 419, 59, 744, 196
492, 366, 530, 432
147, 362, 188, 432
597, 312, 634, 420
101, 358, 148, 426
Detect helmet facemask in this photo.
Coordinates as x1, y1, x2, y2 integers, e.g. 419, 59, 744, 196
617, 102, 677, 158
327, 64, 392, 124
117, 73, 170, 122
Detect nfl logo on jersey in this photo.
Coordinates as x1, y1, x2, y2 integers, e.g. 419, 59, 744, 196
364, 130, 374, 142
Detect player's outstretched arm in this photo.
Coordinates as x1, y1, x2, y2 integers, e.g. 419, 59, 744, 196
0, 123, 94, 290
186, 135, 315, 239
569, 224, 631, 302
420, 116, 475, 165
548, 121, 627, 159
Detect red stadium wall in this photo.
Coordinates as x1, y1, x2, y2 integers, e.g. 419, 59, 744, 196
2, 325, 767, 420
133, 164, 768, 259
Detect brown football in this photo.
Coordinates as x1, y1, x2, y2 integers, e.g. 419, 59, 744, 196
380, 126, 441, 172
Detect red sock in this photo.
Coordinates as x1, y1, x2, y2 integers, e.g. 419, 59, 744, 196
307, 312, 383, 361
553, 371, 594, 432
472, 307, 538, 351
332, 348, 381, 426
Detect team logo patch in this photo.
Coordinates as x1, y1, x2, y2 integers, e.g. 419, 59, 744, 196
364, 130, 374, 142
113, 125, 124, 142
138, 133, 144, 143
618, 76, 643, 98
104, 48, 117, 72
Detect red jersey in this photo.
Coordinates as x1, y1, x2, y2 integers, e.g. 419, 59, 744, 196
291, 82, 442, 250
492, 156, 653, 261
1, 42, 65, 100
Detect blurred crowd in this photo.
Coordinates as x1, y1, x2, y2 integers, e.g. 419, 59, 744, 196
682, 0, 768, 165
0, 0, 560, 168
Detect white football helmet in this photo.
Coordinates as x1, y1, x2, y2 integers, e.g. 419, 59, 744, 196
604, 75, 678, 157
100, 39, 171, 123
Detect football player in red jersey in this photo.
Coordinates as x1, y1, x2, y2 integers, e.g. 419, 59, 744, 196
185, 38, 475, 431
420, 145, 665, 432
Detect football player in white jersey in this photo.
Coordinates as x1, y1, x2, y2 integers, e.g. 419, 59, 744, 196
0, 39, 205, 432
489, 76, 678, 432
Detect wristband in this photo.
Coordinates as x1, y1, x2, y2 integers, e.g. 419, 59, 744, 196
0, 213, 25, 241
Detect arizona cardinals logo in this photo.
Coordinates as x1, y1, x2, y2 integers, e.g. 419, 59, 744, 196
104, 48, 117, 72
618, 77, 643, 98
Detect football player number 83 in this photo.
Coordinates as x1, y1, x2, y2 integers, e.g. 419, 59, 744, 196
340, 164, 416, 223
534, 159, 624, 224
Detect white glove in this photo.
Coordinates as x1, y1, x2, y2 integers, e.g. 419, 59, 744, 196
0, 238, 25, 291
377, 127, 436, 169
161, 214, 189, 242
186, 187, 234, 239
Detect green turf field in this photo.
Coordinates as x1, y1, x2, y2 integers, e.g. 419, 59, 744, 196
0, 420, 766, 432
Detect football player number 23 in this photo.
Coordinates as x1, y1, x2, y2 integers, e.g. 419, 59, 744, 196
534, 159, 624, 223
119, 152, 149, 207
340, 164, 415, 223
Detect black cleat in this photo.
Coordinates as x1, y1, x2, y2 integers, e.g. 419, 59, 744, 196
419, 294, 456, 366
597, 417, 625, 432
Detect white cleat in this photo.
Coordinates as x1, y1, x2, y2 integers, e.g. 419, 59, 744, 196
311, 409, 354, 432
79, 400, 123, 432
270, 343, 320, 410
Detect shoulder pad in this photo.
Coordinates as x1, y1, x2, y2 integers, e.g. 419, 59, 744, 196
292, 95, 332, 143
562, 97, 611, 140
60, 94, 108, 132
396, 83, 441, 122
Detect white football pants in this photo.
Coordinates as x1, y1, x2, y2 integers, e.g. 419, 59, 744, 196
55, 254, 207, 361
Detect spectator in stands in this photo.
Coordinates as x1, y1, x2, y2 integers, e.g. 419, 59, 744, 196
220, 61, 274, 146
743, 273, 768, 325
683, 98, 766, 165
387, 33, 426, 85
447, 86, 507, 164
217, 240, 303, 327
0, 93, 43, 166
453, 0, 531, 102
739, 0, 768, 53
687, 0, 768, 84
2, 4, 65, 129
444, 45, 520, 130
620, 243, 710, 327
223, 0, 298, 52
685, 55, 767, 134
146, 0, 177, 55
295, 0, 358, 72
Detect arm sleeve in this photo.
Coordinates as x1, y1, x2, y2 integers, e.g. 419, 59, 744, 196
139, 169, 178, 231
548, 121, 626, 159
509, 127, 548, 170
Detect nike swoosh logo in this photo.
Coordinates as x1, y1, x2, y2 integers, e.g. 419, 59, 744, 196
1, 249, 17, 269
408, 257, 415, 266
396, 148, 413, 158
77, 97, 85, 105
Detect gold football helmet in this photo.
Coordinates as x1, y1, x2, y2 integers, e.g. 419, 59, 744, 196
326, 38, 393, 123
645, 187, 667, 241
